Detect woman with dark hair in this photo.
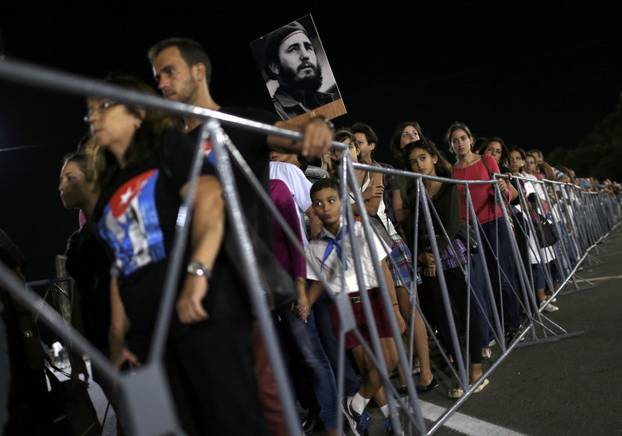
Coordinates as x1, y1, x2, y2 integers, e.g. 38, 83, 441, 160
447, 122, 523, 344
520, 153, 560, 312
481, 137, 509, 170
402, 139, 489, 398
389, 121, 424, 163
388, 121, 424, 229
87, 76, 269, 435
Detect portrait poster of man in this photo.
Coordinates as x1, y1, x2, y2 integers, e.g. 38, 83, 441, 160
251, 14, 346, 124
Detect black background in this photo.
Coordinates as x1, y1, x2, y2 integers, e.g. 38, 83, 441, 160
0, 3, 620, 278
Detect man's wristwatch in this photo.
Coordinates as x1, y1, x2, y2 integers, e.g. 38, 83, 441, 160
187, 261, 211, 279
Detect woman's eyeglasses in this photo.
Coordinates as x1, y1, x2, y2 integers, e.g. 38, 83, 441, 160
83, 100, 119, 123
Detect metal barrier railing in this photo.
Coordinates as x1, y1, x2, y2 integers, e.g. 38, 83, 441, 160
0, 57, 620, 436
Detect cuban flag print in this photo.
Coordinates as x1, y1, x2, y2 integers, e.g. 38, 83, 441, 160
99, 169, 166, 276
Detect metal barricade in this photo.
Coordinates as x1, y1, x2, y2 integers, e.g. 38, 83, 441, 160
0, 57, 620, 435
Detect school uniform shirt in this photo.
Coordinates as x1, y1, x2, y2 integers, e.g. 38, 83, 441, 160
306, 221, 387, 294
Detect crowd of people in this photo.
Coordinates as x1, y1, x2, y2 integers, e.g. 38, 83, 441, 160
0, 36, 620, 436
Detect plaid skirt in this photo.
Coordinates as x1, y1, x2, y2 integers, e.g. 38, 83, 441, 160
387, 236, 420, 288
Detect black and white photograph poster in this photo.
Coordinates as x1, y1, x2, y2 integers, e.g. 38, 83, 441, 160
251, 14, 346, 123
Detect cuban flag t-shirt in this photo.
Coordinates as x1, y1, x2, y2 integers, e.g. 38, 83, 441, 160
99, 169, 166, 276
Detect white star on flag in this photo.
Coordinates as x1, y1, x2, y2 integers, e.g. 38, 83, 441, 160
120, 187, 134, 205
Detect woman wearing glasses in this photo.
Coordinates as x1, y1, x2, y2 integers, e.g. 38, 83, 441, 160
85, 76, 269, 436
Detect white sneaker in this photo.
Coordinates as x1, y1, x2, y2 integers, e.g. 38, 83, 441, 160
540, 301, 559, 312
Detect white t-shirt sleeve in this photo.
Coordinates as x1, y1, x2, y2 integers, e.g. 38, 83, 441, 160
269, 162, 313, 212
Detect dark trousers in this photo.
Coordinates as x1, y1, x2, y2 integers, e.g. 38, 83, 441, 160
165, 318, 270, 436
423, 267, 486, 365
480, 217, 522, 333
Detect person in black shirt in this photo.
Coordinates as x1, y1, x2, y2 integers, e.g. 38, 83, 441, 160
87, 75, 267, 436
148, 37, 334, 436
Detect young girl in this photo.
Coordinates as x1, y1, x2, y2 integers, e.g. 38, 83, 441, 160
403, 139, 489, 398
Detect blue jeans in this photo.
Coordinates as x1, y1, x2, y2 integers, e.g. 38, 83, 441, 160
283, 309, 338, 430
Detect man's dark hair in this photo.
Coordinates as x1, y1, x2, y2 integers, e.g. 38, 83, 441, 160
310, 178, 341, 199
351, 122, 378, 145
147, 37, 212, 85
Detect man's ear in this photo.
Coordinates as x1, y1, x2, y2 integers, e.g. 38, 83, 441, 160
370, 142, 376, 152
192, 63, 206, 82
268, 62, 280, 77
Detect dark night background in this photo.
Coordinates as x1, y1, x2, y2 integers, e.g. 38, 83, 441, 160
0, 3, 621, 279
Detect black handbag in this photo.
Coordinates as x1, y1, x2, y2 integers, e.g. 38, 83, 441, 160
533, 213, 558, 248
225, 230, 297, 311
455, 223, 479, 253
44, 365, 102, 436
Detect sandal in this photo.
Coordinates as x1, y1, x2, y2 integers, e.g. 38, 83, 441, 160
416, 376, 438, 393
448, 386, 464, 399
447, 378, 490, 399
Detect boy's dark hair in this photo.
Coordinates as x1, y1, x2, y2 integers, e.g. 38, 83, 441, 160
310, 178, 341, 198
147, 37, 212, 85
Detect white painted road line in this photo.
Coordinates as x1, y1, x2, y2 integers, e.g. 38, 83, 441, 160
419, 400, 528, 436
574, 274, 622, 283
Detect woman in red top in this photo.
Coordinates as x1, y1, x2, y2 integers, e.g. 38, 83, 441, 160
447, 122, 522, 342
